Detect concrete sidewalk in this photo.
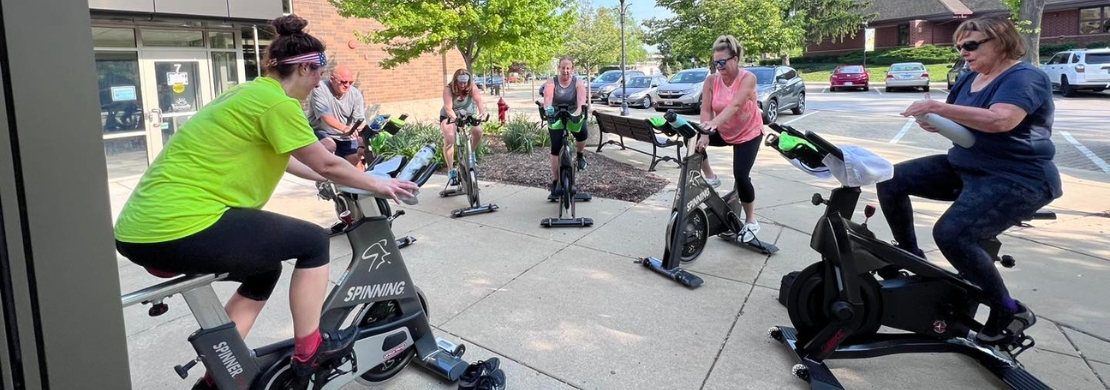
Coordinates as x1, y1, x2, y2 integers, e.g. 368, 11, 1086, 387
113, 132, 1110, 389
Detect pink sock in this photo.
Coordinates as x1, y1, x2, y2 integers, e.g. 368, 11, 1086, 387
292, 329, 322, 363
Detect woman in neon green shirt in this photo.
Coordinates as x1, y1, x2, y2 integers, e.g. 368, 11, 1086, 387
113, 15, 416, 389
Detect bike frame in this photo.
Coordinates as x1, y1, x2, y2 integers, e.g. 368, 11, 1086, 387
537, 102, 592, 227
121, 162, 467, 390
440, 113, 498, 218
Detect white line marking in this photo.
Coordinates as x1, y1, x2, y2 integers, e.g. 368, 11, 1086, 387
889, 118, 916, 144
783, 111, 819, 125
821, 87, 828, 94
1061, 131, 1110, 173
873, 87, 882, 95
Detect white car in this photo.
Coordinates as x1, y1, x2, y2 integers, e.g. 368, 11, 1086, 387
1042, 48, 1110, 97
884, 62, 930, 92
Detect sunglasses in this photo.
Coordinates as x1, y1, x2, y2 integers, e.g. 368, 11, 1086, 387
713, 56, 735, 68
955, 38, 993, 52
336, 80, 354, 85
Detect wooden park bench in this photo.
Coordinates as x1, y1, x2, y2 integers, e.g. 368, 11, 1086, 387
592, 110, 683, 171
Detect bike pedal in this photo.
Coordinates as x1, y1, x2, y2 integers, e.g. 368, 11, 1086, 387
1007, 334, 1036, 357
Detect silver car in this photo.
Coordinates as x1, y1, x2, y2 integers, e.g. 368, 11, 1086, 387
607, 75, 667, 108
652, 68, 710, 112
884, 62, 930, 92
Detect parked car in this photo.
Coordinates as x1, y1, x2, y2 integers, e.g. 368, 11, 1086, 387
486, 76, 504, 94
884, 62, 930, 92
946, 58, 970, 91
607, 75, 668, 108
652, 68, 710, 112
474, 75, 485, 90
745, 66, 806, 124
1042, 48, 1110, 97
830, 65, 869, 91
590, 69, 645, 103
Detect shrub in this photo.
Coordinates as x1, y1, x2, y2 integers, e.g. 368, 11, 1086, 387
1085, 41, 1110, 49
778, 45, 959, 68
503, 114, 546, 153
1040, 42, 1078, 57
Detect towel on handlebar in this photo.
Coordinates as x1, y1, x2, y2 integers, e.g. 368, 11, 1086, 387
821, 146, 894, 187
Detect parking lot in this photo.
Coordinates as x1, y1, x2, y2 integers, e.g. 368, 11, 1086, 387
573, 84, 1110, 174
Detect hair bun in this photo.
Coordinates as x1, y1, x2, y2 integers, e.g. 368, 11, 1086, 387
272, 15, 308, 36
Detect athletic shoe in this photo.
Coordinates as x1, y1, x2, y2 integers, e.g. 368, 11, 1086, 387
705, 175, 722, 188
290, 327, 359, 386
458, 358, 500, 390
548, 180, 562, 200
576, 154, 587, 171
475, 368, 506, 390
448, 169, 460, 186
739, 221, 761, 243
977, 301, 1037, 345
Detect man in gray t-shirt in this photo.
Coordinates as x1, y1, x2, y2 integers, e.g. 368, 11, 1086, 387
309, 65, 366, 165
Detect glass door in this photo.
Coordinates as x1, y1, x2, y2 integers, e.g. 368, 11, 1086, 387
139, 51, 212, 153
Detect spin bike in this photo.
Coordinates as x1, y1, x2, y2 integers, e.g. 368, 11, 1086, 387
439, 111, 499, 218
319, 113, 417, 248
120, 147, 471, 390
536, 102, 592, 228
764, 122, 1054, 390
640, 110, 779, 289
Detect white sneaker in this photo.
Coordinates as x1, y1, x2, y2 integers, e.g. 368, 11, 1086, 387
739, 221, 760, 243
705, 175, 722, 188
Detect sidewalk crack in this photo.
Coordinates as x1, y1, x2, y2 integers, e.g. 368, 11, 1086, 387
1056, 321, 1110, 389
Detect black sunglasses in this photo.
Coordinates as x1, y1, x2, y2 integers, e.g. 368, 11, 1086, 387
713, 56, 735, 68
955, 38, 993, 52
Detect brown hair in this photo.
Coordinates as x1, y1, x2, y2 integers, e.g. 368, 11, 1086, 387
447, 69, 473, 97
262, 15, 327, 78
712, 35, 744, 59
953, 15, 1025, 60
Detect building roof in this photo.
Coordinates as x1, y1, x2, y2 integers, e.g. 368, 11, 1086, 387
1044, 0, 1110, 11
863, 0, 1010, 23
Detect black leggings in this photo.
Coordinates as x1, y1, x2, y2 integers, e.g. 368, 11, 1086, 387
707, 132, 762, 203
876, 155, 1053, 307
549, 126, 589, 156
116, 208, 330, 301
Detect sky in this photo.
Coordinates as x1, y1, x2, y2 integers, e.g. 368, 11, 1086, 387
592, 0, 673, 53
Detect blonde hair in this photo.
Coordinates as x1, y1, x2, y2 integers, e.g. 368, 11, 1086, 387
953, 16, 1025, 60
447, 68, 472, 97
712, 35, 744, 60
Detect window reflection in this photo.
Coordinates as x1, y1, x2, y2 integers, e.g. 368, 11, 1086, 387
96, 51, 144, 133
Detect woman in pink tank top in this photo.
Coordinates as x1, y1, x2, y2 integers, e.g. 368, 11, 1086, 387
696, 35, 765, 240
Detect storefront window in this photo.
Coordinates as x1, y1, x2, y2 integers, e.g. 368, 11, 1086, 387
95, 51, 144, 133
211, 52, 239, 96
241, 26, 275, 80
1079, 7, 1110, 35
142, 29, 205, 48
209, 31, 235, 49
92, 27, 135, 48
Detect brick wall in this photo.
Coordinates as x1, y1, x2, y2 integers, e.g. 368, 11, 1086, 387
805, 26, 901, 56
931, 21, 960, 45
1042, 9, 1080, 38
910, 20, 932, 47
291, 0, 466, 109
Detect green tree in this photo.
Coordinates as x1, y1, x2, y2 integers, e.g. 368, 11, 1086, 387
1003, 0, 1047, 65
647, 0, 804, 66
331, 0, 571, 73
787, 0, 876, 46
565, 3, 622, 77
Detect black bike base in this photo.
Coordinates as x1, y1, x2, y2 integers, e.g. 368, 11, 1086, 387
718, 233, 780, 255
769, 326, 1053, 390
396, 236, 416, 249
540, 217, 593, 227
548, 193, 593, 202
451, 204, 498, 218
640, 257, 704, 288
439, 187, 465, 197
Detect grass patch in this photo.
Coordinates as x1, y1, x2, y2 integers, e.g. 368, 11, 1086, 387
795, 63, 951, 83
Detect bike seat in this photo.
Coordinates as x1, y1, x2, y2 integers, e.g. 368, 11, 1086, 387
144, 267, 182, 279
369, 155, 406, 177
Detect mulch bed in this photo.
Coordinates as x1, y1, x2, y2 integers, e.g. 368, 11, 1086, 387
475, 137, 670, 203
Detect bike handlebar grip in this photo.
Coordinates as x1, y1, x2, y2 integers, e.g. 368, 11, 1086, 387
919, 113, 976, 148
805, 131, 843, 161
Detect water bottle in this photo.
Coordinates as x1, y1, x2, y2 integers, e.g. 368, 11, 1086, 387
664, 111, 697, 138
919, 113, 976, 148
395, 143, 438, 205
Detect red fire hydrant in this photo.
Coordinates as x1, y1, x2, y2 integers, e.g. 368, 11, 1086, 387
497, 97, 509, 124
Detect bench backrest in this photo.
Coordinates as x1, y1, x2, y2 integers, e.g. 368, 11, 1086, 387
593, 111, 669, 146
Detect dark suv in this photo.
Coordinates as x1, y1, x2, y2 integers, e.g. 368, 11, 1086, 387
946, 58, 970, 91
743, 66, 806, 124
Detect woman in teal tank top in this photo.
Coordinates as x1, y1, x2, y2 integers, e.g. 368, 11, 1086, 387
440, 68, 487, 185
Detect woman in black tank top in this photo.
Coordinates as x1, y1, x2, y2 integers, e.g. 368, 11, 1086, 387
541, 57, 591, 198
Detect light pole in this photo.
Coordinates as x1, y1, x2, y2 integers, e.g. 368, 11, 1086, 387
619, 0, 629, 116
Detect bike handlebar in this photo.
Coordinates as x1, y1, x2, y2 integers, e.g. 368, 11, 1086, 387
535, 101, 589, 123
767, 123, 844, 161
446, 113, 490, 126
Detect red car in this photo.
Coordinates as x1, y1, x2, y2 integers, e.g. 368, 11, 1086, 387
830, 65, 869, 92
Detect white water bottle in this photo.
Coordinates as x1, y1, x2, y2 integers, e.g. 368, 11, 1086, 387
919, 113, 976, 148
395, 143, 437, 205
